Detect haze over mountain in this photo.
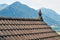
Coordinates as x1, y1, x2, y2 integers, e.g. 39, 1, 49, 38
41, 8, 60, 25
0, 4, 8, 10
0, 1, 38, 18
41, 8, 60, 32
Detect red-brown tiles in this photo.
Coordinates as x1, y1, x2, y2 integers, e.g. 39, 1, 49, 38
0, 18, 60, 40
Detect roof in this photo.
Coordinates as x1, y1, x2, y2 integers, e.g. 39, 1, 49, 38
0, 13, 60, 40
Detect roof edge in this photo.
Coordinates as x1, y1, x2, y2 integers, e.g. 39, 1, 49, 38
0, 17, 41, 21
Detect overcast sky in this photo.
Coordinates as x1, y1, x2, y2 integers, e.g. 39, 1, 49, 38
0, 0, 60, 14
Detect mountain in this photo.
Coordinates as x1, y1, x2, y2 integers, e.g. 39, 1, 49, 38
41, 8, 60, 25
41, 8, 60, 21
0, 1, 38, 18
0, 4, 8, 10
41, 8, 60, 32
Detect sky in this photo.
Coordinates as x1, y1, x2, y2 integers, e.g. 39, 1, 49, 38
0, 0, 60, 14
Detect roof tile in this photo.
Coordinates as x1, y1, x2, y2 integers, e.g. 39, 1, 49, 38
0, 18, 60, 40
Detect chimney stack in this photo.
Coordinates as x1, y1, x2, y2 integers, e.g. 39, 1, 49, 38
38, 10, 43, 21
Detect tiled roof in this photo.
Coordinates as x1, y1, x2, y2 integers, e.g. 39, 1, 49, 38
0, 17, 60, 40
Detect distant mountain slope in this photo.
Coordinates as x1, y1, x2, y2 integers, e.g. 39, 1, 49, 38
0, 1, 38, 18
0, 4, 8, 10
41, 8, 60, 21
41, 8, 60, 32
40, 8, 60, 25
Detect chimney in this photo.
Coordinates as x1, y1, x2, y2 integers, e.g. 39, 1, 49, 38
38, 10, 43, 21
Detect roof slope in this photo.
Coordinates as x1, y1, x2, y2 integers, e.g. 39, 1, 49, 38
0, 11, 60, 40
0, 17, 60, 40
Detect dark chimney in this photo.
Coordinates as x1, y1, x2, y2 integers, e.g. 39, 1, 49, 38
39, 10, 43, 21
